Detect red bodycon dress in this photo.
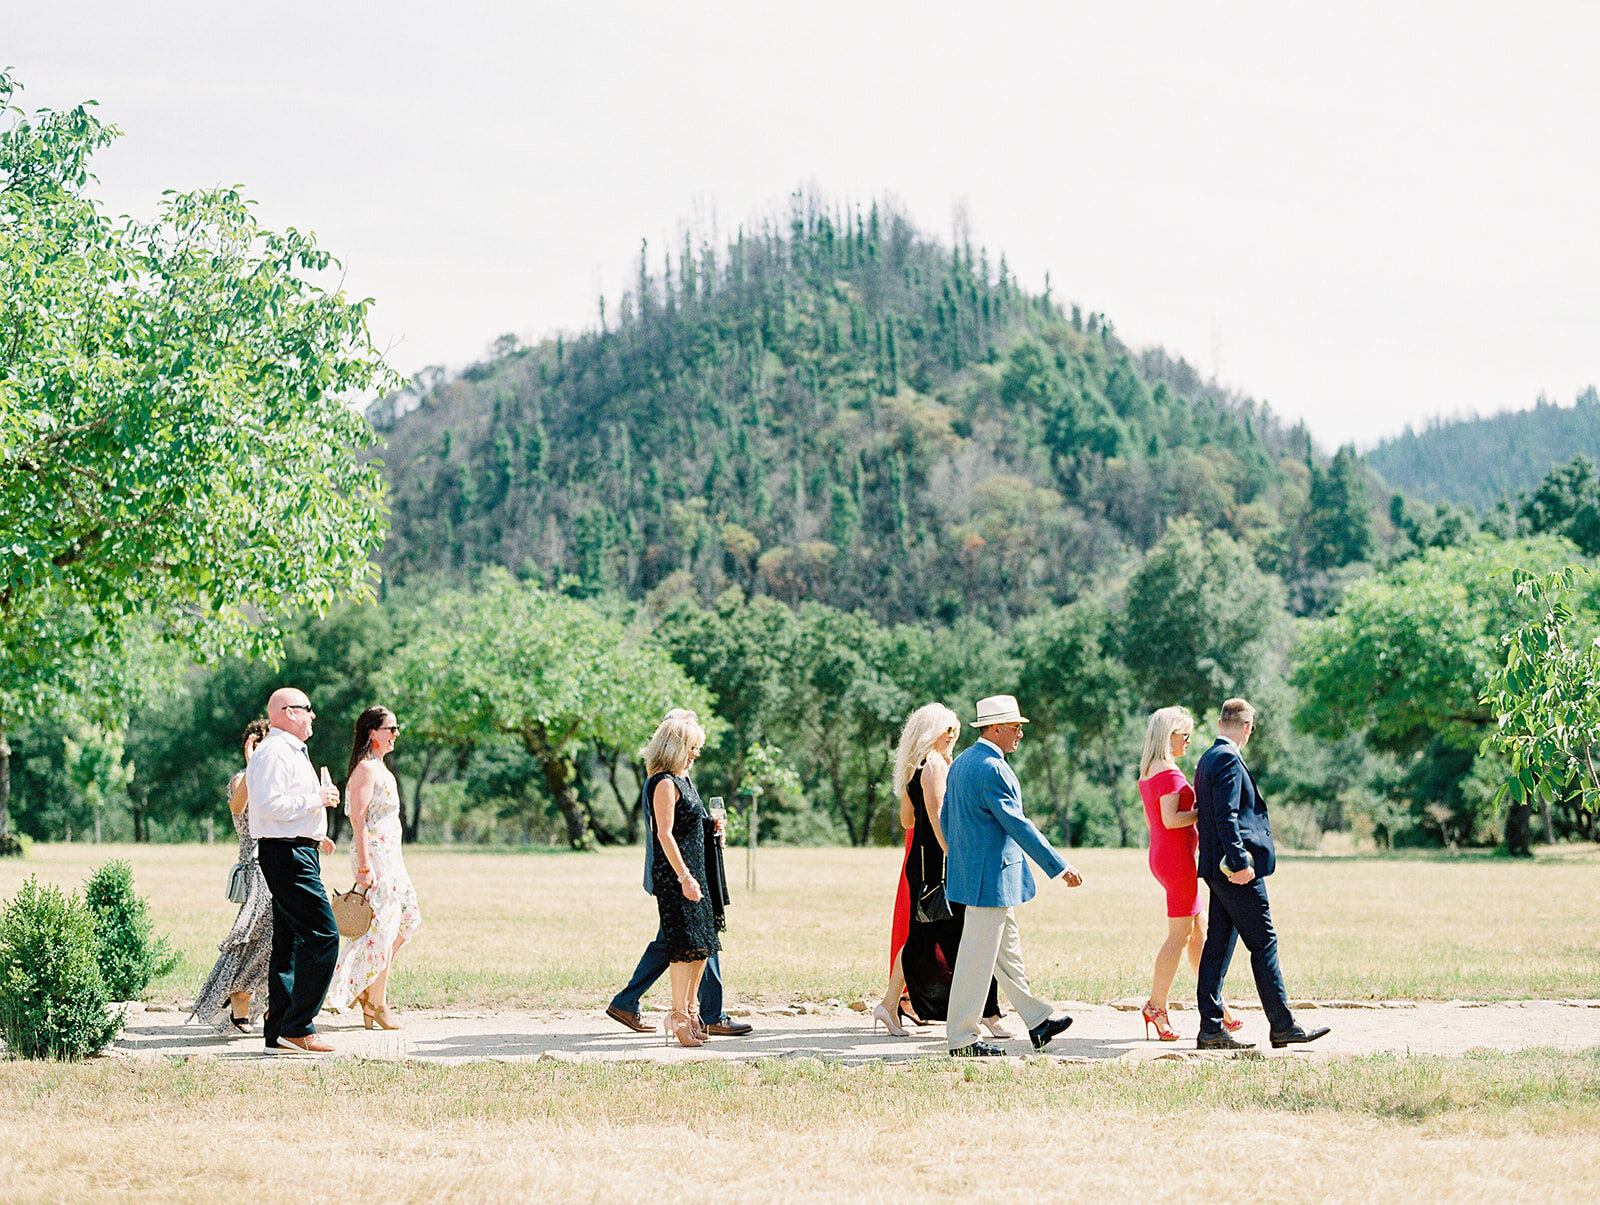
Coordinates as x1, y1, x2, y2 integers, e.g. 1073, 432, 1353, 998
1139, 767, 1201, 918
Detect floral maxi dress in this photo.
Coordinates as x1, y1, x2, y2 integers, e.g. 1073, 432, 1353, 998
325, 775, 422, 1010
189, 804, 272, 1031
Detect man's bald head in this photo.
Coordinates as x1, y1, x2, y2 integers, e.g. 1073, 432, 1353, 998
267, 687, 315, 741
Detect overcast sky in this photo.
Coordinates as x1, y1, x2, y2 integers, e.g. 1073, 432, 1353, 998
10, 1, 1597, 447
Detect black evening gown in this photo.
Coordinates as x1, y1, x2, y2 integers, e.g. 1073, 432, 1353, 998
648, 772, 723, 963
899, 763, 1001, 1022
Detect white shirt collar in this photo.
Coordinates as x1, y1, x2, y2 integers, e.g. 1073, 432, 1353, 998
1216, 734, 1240, 753
977, 736, 1006, 759
263, 726, 308, 755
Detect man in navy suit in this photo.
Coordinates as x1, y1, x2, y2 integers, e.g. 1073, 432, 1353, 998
1194, 697, 1329, 1051
943, 695, 1083, 1057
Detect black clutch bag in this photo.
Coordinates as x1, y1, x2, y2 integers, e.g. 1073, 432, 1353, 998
915, 880, 953, 924
915, 838, 954, 923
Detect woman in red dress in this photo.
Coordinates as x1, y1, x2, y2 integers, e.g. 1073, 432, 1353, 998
1137, 706, 1240, 1041
872, 702, 1006, 1038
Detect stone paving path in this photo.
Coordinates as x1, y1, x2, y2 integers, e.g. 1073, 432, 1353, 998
109, 998, 1600, 1065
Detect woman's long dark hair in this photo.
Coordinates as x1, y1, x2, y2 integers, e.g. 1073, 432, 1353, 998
347, 706, 394, 780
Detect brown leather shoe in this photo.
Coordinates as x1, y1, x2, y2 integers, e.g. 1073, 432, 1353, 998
605, 1004, 654, 1033
704, 1018, 754, 1036
267, 1033, 334, 1055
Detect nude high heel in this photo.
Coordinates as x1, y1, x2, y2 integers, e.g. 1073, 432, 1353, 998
666, 1010, 704, 1048
872, 1003, 908, 1037
689, 1012, 710, 1041
982, 1015, 1015, 1039
364, 1001, 402, 1031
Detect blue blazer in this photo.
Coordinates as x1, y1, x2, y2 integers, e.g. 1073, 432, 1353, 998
943, 740, 1068, 908
1194, 738, 1276, 880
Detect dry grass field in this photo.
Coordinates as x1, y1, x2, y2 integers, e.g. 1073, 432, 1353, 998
3, 842, 1599, 1202
1, 1051, 1598, 1202
2, 841, 1598, 1008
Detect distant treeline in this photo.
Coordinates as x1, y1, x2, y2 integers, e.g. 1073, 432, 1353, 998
1368, 387, 1600, 510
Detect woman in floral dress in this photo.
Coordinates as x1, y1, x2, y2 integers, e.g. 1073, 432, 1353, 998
325, 706, 422, 1030
191, 718, 276, 1034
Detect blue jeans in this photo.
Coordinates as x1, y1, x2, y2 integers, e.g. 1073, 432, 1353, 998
1197, 874, 1295, 1035
611, 925, 725, 1021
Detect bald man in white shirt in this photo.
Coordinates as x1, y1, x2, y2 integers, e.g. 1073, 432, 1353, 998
248, 687, 341, 1055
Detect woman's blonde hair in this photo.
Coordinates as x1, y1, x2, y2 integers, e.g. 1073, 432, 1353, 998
892, 703, 962, 798
640, 708, 706, 777
1139, 706, 1194, 779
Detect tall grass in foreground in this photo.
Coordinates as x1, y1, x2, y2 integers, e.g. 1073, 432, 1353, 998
3, 843, 1598, 1007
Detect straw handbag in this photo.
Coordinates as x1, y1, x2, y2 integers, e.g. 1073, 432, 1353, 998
330, 884, 373, 938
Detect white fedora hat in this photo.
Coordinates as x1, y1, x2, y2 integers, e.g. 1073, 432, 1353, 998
971, 695, 1029, 727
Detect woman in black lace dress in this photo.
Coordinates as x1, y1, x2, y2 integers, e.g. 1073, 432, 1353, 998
643, 709, 722, 1048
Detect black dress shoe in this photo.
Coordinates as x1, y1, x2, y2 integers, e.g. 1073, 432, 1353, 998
704, 1017, 753, 1036
1028, 1014, 1073, 1050
605, 1004, 654, 1033
949, 1041, 1006, 1058
1270, 1023, 1330, 1049
1196, 1030, 1257, 1050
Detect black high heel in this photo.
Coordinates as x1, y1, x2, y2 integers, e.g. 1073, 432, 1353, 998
229, 1014, 253, 1034
898, 998, 930, 1028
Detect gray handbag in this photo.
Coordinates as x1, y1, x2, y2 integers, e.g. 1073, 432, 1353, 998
225, 860, 252, 905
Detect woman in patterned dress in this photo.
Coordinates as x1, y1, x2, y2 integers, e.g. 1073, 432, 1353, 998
190, 718, 276, 1034
325, 706, 422, 1030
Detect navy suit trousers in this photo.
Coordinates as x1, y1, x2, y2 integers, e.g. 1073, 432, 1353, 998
257, 840, 339, 1041
1197, 874, 1294, 1034
611, 925, 725, 1021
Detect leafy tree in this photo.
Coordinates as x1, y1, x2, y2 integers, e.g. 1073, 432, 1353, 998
1293, 536, 1588, 847
1012, 599, 1134, 845
1120, 520, 1290, 716
0, 71, 398, 837
382, 571, 714, 848
654, 590, 796, 810
1479, 566, 1600, 849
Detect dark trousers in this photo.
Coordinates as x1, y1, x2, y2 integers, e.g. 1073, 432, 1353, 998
1197, 874, 1294, 1035
610, 925, 724, 1021
257, 840, 339, 1041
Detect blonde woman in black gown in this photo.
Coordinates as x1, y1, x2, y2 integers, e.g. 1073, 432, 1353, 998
873, 703, 1008, 1038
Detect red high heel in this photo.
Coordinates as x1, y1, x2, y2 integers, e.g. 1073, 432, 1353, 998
1141, 1000, 1180, 1042
1222, 1013, 1245, 1033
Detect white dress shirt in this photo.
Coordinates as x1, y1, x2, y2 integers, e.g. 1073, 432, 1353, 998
246, 727, 329, 840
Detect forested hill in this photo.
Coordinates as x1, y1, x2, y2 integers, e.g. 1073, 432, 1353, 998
371, 196, 1371, 625
1367, 388, 1600, 510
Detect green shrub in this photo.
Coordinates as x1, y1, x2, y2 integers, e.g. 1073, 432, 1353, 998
84, 860, 178, 1001
0, 877, 123, 1059
0, 833, 25, 858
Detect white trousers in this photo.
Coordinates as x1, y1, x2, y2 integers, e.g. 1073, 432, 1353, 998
946, 905, 1054, 1050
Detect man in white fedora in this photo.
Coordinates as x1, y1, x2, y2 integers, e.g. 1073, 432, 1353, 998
942, 694, 1083, 1057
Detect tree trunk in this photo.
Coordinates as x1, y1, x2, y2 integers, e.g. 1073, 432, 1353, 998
0, 720, 11, 841
1505, 801, 1534, 857
1103, 742, 1131, 848
527, 730, 588, 849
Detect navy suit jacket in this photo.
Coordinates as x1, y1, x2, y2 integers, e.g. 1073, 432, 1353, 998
1194, 738, 1276, 879
943, 740, 1068, 908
